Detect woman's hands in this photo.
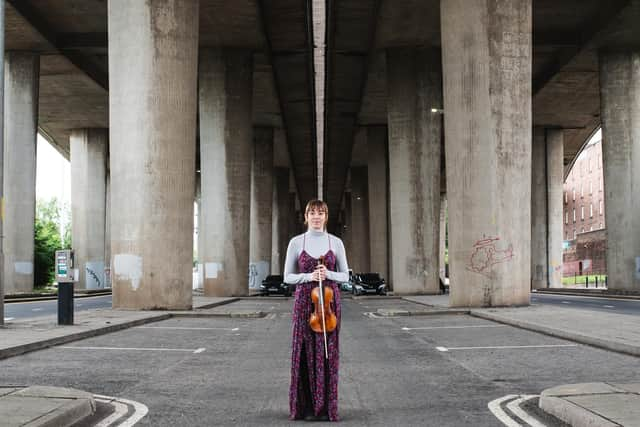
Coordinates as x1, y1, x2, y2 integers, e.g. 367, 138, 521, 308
311, 264, 327, 282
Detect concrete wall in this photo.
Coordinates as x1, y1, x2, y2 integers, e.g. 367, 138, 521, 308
531, 127, 548, 289
367, 126, 389, 282
109, 0, 198, 309
199, 48, 253, 297
70, 128, 107, 290
599, 51, 640, 292
350, 166, 370, 273
442, 0, 532, 307
3, 51, 39, 293
386, 47, 442, 295
249, 127, 274, 288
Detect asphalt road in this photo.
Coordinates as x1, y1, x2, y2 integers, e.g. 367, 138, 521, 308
1, 298, 639, 426
532, 293, 640, 316
3, 295, 113, 321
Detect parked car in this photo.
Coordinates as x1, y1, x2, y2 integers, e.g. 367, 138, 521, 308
340, 281, 353, 292
352, 273, 387, 296
259, 275, 291, 297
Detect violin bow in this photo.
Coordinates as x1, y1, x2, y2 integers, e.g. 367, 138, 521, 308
318, 256, 329, 359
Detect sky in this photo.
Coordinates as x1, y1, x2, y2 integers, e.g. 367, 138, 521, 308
36, 133, 71, 205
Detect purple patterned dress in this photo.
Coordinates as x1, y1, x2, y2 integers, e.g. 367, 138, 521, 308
289, 235, 341, 421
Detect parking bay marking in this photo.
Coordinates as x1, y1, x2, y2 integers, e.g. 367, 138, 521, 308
60, 346, 207, 354
402, 325, 507, 331
436, 344, 578, 352
136, 326, 239, 331
94, 394, 149, 427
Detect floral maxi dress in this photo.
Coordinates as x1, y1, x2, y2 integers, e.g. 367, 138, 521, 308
289, 235, 341, 421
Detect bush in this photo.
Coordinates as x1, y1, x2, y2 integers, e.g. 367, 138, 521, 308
33, 198, 70, 288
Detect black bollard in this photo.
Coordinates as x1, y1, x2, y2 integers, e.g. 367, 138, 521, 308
58, 282, 74, 325
586, 276, 589, 288
595, 276, 598, 288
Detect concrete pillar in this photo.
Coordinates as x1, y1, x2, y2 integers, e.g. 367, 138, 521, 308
343, 193, 353, 261
350, 166, 370, 273
104, 168, 111, 288
109, 0, 198, 309
3, 52, 39, 293
531, 128, 547, 289
70, 128, 107, 289
367, 126, 389, 281
249, 127, 274, 289
271, 167, 289, 274
442, 0, 532, 306
599, 51, 640, 291
547, 129, 564, 288
386, 47, 441, 294
439, 193, 447, 282
199, 48, 253, 296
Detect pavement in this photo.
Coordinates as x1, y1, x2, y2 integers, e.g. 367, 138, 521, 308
404, 294, 640, 427
0, 293, 639, 426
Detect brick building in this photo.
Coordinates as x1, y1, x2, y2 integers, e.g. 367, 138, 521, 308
563, 131, 607, 275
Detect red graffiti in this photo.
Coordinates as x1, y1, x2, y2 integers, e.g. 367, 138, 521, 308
466, 236, 514, 277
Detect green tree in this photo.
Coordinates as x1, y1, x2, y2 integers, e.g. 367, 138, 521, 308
33, 198, 69, 287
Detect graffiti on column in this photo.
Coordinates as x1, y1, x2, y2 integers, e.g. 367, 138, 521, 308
466, 236, 514, 278
86, 267, 102, 288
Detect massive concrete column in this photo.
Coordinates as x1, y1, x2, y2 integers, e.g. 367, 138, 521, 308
104, 168, 111, 288
367, 126, 389, 281
199, 49, 253, 296
109, 0, 198, 309
386, 47, 441, 294
271, 167, 289, 274
442, 0, 532, 306
350, 166, 370, 273
249, 127, 274, 289
70, 129, 107, 289
531, 128, 564, 289
599, 51, 640, 291
439, 194, 447, 282
531, 128, 547, 289
546, 129, 564, 288
3, 52, 39, 293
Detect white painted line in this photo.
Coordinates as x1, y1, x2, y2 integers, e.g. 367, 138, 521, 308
603, 305, 615, 309
561, 301, 571, 304
32, 308, 43, 311
4, 317, 14, 322
402, 325, 507, 331
506, 395, 546, 427
60, 346, 207, 354
94, 394, 149, 426
436, 344, 578, 351
94, 398, 128, 426
137, 326, 239, 331
488, 395, 521, 427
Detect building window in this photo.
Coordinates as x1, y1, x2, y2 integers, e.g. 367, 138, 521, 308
590, 203, 593, 218
565, 231, 568, 240
581, 206, 585, 220
600, 222, 603, 229
573, 188, 576, 201
581, 227, 585, 233
573, 229, 577, 239
590, 225, 593, 231
564, 191, 567, 204
565, 211, 568, 225
573, 208, 576, 222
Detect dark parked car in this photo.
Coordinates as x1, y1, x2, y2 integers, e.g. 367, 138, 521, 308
352, 273, 387, 296
259, 275, 291, 297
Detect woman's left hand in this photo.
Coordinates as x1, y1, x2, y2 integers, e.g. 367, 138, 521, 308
315, 264, 327, 281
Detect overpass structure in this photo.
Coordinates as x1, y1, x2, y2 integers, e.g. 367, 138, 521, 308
1, 0, 639, 320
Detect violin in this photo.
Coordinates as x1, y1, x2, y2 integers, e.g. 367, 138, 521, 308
309, 256, 337, 358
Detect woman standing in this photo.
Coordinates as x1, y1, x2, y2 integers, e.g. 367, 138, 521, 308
285, 199, 349, 421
